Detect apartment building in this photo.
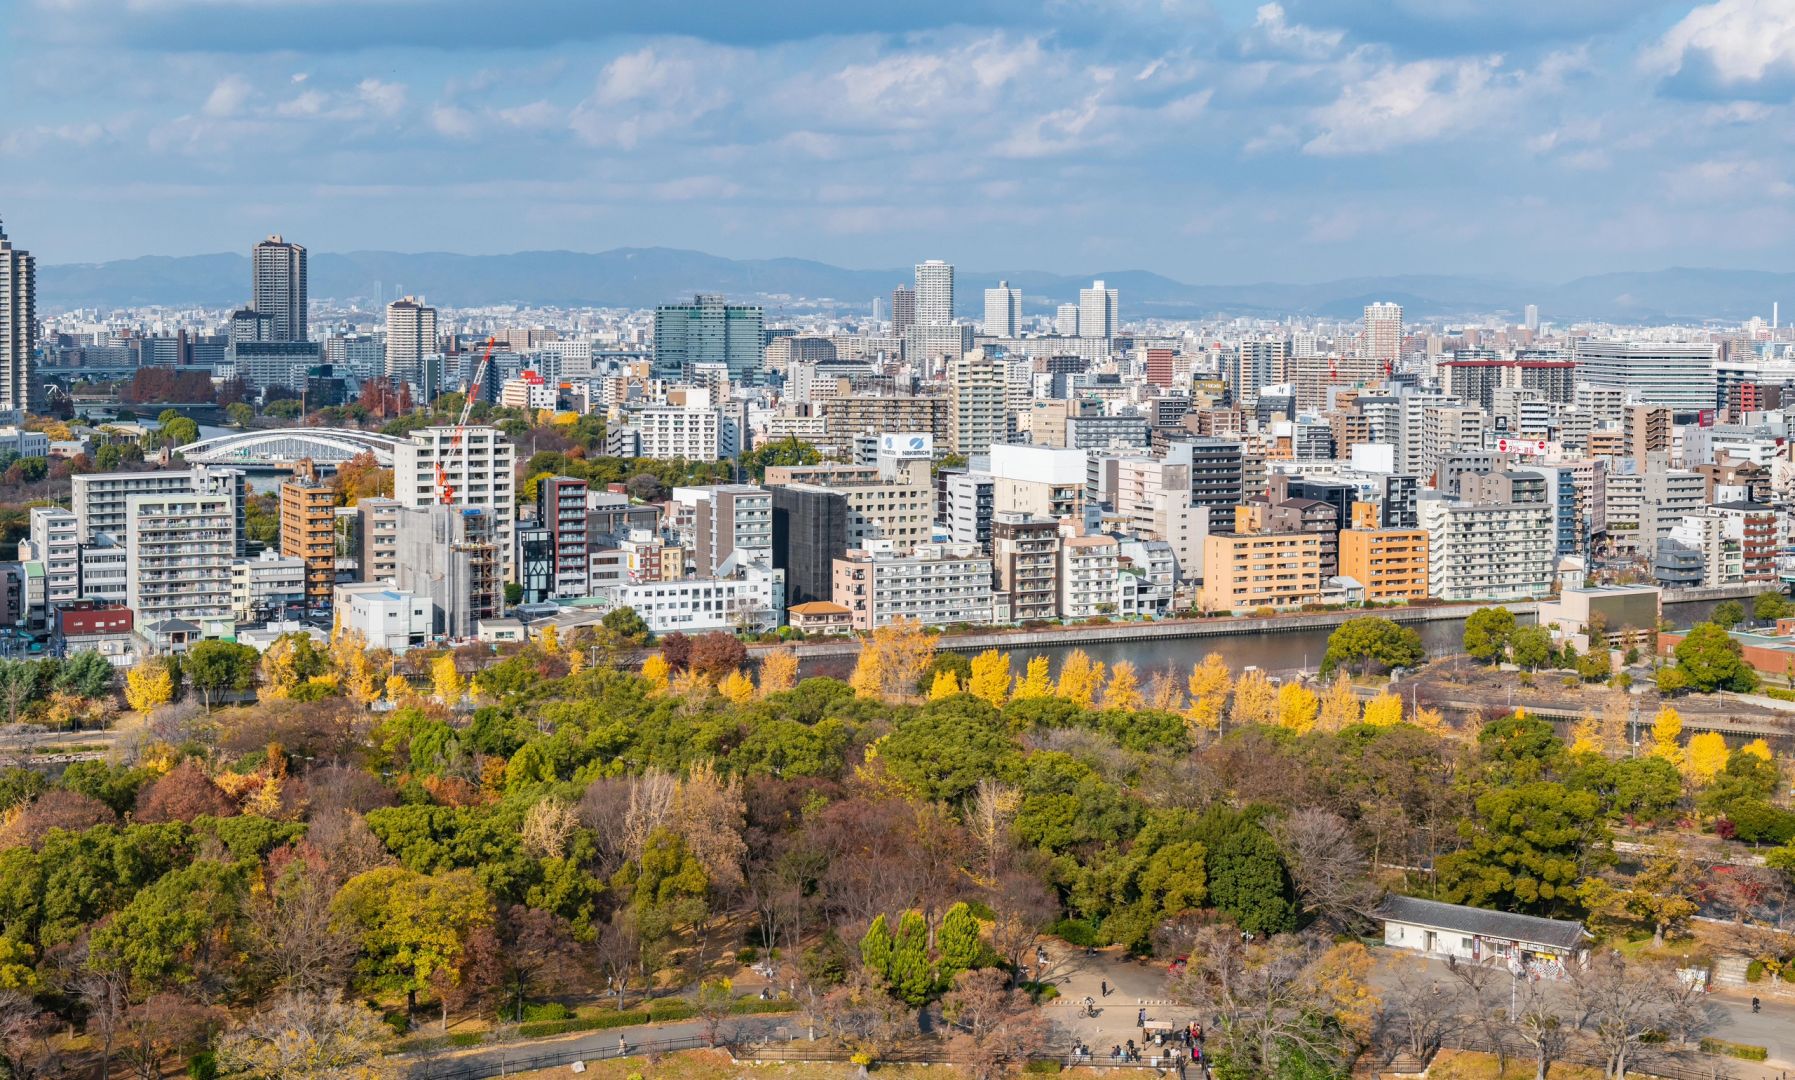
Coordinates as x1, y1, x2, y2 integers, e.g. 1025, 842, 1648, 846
1338, 503, 1430, 603
125, 488, 238, 632
279, 467, 336, 610
393, 426, 516, 576
1059, 534, 1120, 619
833, 542, 996, 631
992, 513, 1061, 622
1200, 530, 1324, 613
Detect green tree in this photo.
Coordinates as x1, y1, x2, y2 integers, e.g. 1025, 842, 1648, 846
937, 901, 985, 979
1508, 625, 1553, 670
877, 697, 1014, 804
1712, 600, 1745, 630
1755, 591, 1790, 623
161, 416, 199, 447
1477, 713, 1567, 784
1204, 827, 1296, 936
1319, 617, 1426, 677
1674, 623, 1758, 693
226, 402, 256, 429
52, 651, 115, 699
860, 914, 894, 980
739, 436, 821, 481
601, 606, 651, 644
330, 866, 495, 1014
1462, 607, 1517, 664
89, 860, 247, 991
183, 641, 260, 709
887, 910, 934, 1006
1436, 781, 1608, 916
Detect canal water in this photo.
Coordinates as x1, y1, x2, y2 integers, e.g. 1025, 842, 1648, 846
799, 599, 1719, 681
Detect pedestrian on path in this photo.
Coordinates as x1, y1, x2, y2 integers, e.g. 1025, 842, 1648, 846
1101, 979, 1108, 997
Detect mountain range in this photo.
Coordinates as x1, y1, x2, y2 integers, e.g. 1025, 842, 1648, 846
37, 246, 1795, 324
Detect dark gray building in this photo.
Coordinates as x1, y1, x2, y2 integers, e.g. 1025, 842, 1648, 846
771, 485, 850, 607
251, 234, 308, 342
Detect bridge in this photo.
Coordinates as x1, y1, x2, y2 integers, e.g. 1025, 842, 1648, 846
179, 428, 404, 467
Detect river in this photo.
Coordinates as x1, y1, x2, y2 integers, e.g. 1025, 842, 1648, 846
797, 599, 1720, 681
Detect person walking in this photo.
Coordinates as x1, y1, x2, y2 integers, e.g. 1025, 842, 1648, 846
1100, 978, 1109, 997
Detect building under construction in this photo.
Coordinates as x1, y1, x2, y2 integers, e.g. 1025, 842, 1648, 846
391, 505, 501, 639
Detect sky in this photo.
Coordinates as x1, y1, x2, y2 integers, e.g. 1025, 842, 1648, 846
3, 0, 1795, 282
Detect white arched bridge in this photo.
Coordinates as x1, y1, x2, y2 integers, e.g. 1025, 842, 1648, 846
179, 428, 404, 468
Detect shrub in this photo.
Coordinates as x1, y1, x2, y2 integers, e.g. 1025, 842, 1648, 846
186, 1052, 217, 1080
449, 1032, 484, 1048
733, 998, 799, 1015
1050, 918, 1098, 947
1700, 1038, 1768, 1061
736, 946, 760, 964
520, 1002, 572, 1022
1024, 1062, 1063, 1075
1746, 960, 1765, 982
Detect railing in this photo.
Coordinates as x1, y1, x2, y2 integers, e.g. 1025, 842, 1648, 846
1410, 1031, 1755, 1080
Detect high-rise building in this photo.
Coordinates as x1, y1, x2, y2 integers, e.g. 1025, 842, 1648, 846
891, 286, 916, 336
394, 426, 517, 577
1078, 280, 1118, 340
1524, 304, 1539, 332
536, 476, 590, 599
126, 487, 239, 629
1573, 339, 1718, 412
0, 219, 37, 415
915, 260, 954, 326
652, 293, 765, 382
385, 296, 438, 390
252, 235, 308, 342
1055, 303, 1080, 337
1362, 301, 1403, 366
947, 350, 1007, 455
983, 281, 1021, 337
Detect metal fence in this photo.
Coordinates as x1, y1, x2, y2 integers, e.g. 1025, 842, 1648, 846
1432, 1032, 1759, 1080
406, 1033, 722, 1080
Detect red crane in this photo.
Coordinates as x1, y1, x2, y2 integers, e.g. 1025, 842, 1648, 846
436, 335, 497, 506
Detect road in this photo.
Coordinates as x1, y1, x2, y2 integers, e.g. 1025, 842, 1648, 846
399, 1014, 796, 1078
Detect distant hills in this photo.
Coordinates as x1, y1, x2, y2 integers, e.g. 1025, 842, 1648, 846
38, 246, 1795, 324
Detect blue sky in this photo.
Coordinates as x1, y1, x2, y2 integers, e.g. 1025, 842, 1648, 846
3, 0, 1794, 281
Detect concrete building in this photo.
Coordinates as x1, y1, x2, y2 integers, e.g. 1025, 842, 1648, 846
537, 476, 590, 599
983, 281, 1021, 337
765, 454, 934, 554
0, 220, 38, 414
1200, 528, 1324, 613
1362, 301, 1402, 365
1079, 280, 1118, 340
1573, 340, 1718, 412
989, 444, 1086, 521
1338, 505, 1430, 604
333, 583, 432, 653
601, 563, 783, 635
947, 351, 1007, 455
1059, 534, 1119, 619
252, 234, 307, 342
279, 465, 336, 611
391, 505, 503, 640
385, 296, 438, 389
833, 541, 995, 630
23, 507, 78, 606
992, 513, 1061, 623
915, 260, 954, 326
125, 487, 237, 633
73, 465, 248, 548
686, 484, 773, 577
1419, 485, 1555, 602
393, 426, 516, 576
1376, 896, 1587, 972
942, 470, 996, 549
770, 484, 850, 606
230, 549, 307, 621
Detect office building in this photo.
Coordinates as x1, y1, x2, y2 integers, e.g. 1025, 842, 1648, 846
0, 219, 37, 414
393, 426, 516, 576
983, 281, 1021, 337
915, 260, 954, 326
535, 476, 590, 599
1573, 340, 1718, 412
1078, 280, 1118, 340
652, 294, 765, 382
1362, 301, 1402, 365
770, 485, 850, 606
251, 234, 308, 342
385, 296, 439, 389
688, 484, 773, 577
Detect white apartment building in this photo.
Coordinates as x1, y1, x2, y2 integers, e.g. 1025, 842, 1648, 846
334, 583, 433, 654
125, 489, 237, 629
915, 260, 955, 326
393, 426, 516, 575
1079, 280, 1118, 340
1603, 470, 1706, 557
1060, 534, 1120, 619
983, 282, 1021, 337
832, 541, 995, 631
1419, 496, 1554, 602
1363, 302, 1403, 365
1055, 303, 1079, 336
23, 506, 78, 605
947, 350, 1007, 455
73, 465, 247, 546
1117, 537, 1176, 618
602, 563, 784, 635
230, 549, 307, 620
385, 296, 438, 389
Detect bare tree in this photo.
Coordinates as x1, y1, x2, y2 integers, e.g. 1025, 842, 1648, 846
72, 969, 128, 1080
669, 761, 747, 890
576, 775, 634, 877
1572, 951, 1665, 1080
592, 910, 640, 1010
1376, 958, 1459, 1067
118, 994, 223, 1080
0, 991, 53, 1080
302, 808, 394, 886
620, 770, 677, 866
810, 968, 919, 1062
1508, 981, 1569, 1080
1447, 959, 1515, 1077
1276, 808, 1376, 930
1173, 928, 1372, 1077
984, 868, 1058, 976
942, 968, 1052, 1080
245, 861, 357, 994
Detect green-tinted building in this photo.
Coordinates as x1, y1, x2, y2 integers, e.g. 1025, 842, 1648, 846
652, 293, 764, 383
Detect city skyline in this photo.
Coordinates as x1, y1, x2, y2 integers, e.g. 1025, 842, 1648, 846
4, 0, 1793, 280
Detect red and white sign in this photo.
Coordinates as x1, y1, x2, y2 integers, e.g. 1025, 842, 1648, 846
1494, 437, 1550, 456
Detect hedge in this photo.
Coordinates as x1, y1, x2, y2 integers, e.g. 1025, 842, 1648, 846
1701, 1038, 1768, 1061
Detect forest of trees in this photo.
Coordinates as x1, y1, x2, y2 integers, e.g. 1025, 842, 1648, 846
0, 620, 1790, 1078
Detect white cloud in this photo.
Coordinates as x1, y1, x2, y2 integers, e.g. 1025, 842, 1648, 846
430, 104, 477, 139
571, 44, 733, 148
1303, 50, 1579, 155
1645, 0, 1795, 92
357, 78, 406, 117
202, 74, 252, 117
1247, 3, 1343, 59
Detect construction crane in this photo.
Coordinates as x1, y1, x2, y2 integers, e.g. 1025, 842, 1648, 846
435, 335, 498, 506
